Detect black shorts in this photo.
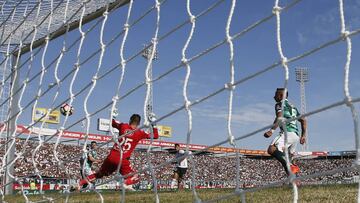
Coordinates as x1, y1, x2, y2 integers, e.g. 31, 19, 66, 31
174, 167, 187, 179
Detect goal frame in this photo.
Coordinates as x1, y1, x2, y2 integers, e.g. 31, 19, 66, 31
3, 0, 130, 195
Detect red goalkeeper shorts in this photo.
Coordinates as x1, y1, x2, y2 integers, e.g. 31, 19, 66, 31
96, 150, 134, 178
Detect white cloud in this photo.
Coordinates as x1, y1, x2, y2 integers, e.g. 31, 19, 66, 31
300, 1, 360, 44
347, 0, 360, 29
306, 105, 358, 151
312, 8, 338, 36
297, 32, 307, 46
193, 102, 274, 127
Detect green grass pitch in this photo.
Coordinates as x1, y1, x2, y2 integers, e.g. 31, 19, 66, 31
4, 184, 358, 203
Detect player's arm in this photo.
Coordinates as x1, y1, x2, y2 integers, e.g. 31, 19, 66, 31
87, 154, 100, 163
142, 127, 159, 139
298, 117, 307, 144
264, 110, 282, 138
142, 113, 159, 139
112, 119, 122, 130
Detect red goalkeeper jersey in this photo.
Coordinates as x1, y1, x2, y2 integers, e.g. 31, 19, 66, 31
111, 119, 159, 159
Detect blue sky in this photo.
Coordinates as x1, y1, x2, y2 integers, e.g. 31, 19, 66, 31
10, 0, 360, 151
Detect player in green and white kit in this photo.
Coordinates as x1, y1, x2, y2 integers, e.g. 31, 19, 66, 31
80, 141, 100, 179
264, 88, 307, 175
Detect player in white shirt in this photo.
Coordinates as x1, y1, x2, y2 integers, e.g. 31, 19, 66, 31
170, 144, 191, 189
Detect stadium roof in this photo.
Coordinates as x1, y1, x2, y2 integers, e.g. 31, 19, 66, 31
0, 0, 129, 54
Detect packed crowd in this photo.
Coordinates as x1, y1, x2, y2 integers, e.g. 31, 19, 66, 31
0, 140, 358, 187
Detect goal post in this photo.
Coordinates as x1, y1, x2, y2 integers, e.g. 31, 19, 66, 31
4, 54, 20, 195
1, 0, 130, 196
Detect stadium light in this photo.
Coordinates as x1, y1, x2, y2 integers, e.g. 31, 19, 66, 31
295, 68, 309, 82
295, 67, 309, 151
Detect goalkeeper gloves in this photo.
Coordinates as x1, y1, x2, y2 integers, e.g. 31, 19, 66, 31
148, 112, 157, 127
112, 108, 118, 119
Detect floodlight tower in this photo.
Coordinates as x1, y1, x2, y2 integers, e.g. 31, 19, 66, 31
142, 44, 158, 117
295, 67, 309, 151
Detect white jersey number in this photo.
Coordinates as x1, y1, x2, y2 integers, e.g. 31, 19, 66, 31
119, 137, 133, 151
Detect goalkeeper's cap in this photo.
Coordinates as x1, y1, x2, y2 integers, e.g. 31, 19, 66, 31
130, 114, 141, 125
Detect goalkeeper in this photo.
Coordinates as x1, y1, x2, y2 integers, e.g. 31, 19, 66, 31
264, 88, 307, 175
75, 113, 159, 191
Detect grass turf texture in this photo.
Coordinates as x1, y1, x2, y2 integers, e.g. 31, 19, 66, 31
4, 184, 358, 203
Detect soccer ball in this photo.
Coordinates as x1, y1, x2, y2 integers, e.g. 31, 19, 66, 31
60, 103, 74, 116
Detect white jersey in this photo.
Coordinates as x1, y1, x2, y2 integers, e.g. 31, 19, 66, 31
175, 150, 191, 168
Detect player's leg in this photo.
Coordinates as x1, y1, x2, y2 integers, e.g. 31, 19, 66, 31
268, 133, 289, 175
78, 166, 92, 189
120, 158, 139, 191
80, 169, 84, 179
80, 166, 92, 179
171, 169, 179, 189
287, 132, 300, 174
177, 168, 186, 189
78, 154, 118, 189
177, 175, 182, 189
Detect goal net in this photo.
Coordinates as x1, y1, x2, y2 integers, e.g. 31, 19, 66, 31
0, 0, 359, 202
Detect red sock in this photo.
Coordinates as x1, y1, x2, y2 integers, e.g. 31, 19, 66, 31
124, 175, 140, 185
79, 174, 96, 186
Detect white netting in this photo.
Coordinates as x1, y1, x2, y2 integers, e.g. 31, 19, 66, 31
0, 0, 359, 202
0, 0, 128, 52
